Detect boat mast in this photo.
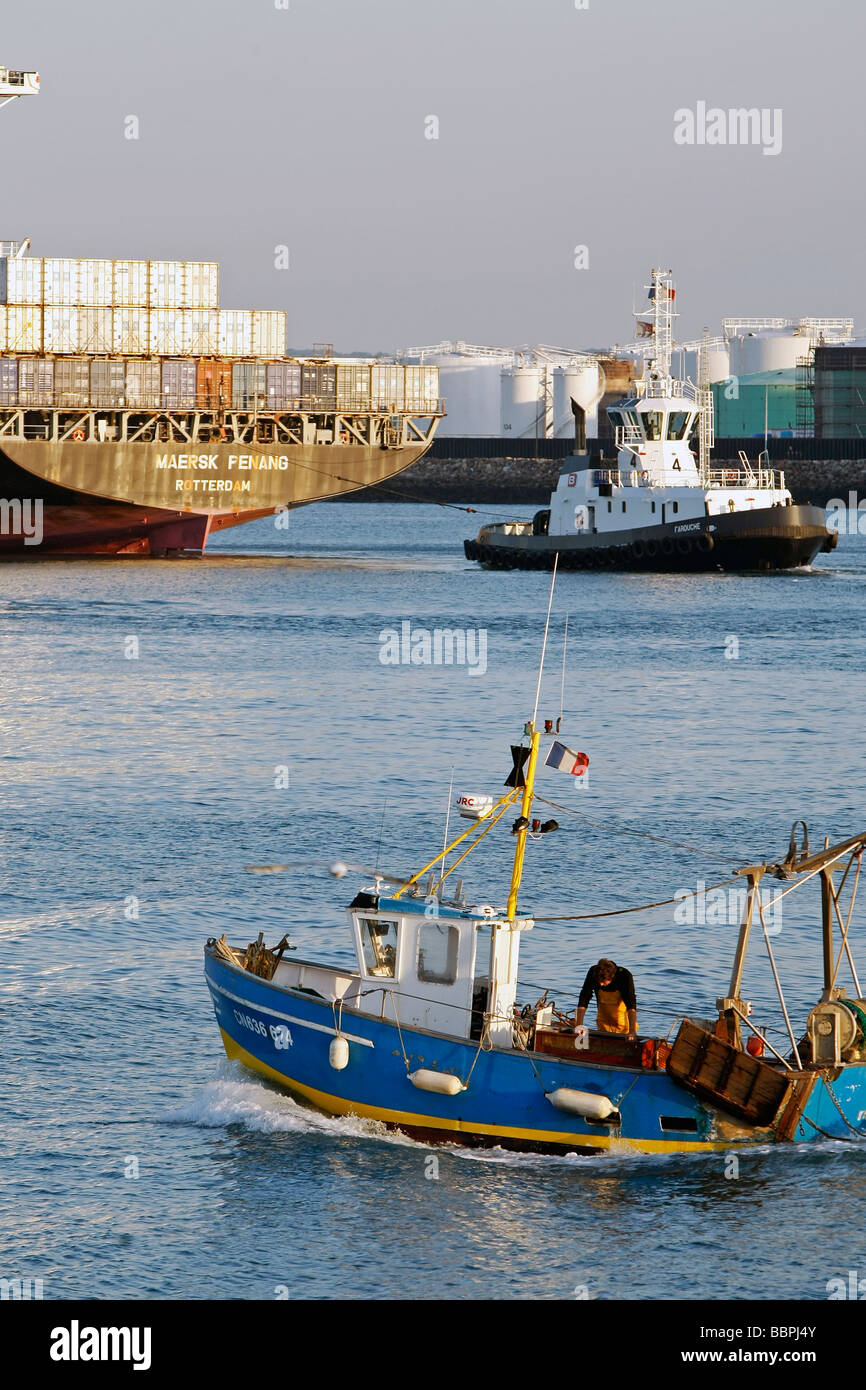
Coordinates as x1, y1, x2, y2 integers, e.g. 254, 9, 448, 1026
506, 558, 558, 919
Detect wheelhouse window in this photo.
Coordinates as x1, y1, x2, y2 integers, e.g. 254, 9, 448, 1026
360, 918, 398, 977
643, 411, 663, 441
673, 501, 679, 513
417, 921, 459, 984
667, 411, 691, 440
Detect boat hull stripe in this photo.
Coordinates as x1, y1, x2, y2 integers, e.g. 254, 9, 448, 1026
208, 981, 374, 1048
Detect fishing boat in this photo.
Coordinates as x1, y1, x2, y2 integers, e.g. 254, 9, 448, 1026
203, 576, 866, 1154
464, 269, 836, 573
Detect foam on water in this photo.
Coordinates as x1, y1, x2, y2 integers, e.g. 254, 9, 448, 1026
164, 1065, 421, 1148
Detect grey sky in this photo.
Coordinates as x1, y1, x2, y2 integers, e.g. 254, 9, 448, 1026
2, 0, 862, 352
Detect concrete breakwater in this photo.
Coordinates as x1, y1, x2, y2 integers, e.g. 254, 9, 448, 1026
344, 456, 866, 508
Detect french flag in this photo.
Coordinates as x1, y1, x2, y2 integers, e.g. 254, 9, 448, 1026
545, 741, 589, 776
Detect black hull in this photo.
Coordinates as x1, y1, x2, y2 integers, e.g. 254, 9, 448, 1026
465, 505, 836, 573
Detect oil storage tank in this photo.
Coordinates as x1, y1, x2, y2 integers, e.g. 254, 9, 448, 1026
500, 364, 551, 439
552, 360, 603, 438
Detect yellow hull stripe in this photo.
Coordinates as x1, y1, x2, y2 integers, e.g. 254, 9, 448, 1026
219, 1029, 733, 1154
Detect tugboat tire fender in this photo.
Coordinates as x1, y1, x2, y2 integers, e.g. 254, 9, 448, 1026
644, 539, 659, 559
630, 540, 646, 561
675, 535, 692, 555
696, 533, 714, 553
660, 537, 676, 557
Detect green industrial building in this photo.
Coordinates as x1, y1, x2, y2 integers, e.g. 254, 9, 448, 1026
810, 345, 866, 438
711, 370, 798, 437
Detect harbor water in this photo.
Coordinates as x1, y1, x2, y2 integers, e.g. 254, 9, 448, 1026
1, 502, 865, 1300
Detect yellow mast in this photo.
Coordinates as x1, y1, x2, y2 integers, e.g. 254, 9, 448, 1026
506, 724, 540, 920
506, 553, 558, 921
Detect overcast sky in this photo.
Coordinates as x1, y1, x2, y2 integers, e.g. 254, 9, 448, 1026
2, 0, 863, 352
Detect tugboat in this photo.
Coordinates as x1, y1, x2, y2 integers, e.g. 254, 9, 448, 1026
464, 269, 836, 572
203, 569, 866, 1155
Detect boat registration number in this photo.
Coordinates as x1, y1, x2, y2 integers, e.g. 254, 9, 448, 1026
233, 1008, 293, 1049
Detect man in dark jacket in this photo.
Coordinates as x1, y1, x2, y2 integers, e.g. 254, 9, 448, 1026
575, 957, 638, 1038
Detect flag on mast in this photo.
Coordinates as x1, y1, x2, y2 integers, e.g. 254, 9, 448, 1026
545, 741, 589, 776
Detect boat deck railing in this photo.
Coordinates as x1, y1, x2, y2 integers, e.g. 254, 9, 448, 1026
590, 467, 786, 491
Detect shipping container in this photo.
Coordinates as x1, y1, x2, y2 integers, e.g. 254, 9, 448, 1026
187, 310, 219, 356
232, 361, 267, 410
2, 256, 44, 305
371, 363, 404, 409
219, 310, 253, 358
54, 358, 90, 408
113, 308, 150, 355
113, 259, 150, 308
0, 307, 6, 352
18, 357, 54, 407
43, 305, 80, 353
149, 308, 191, 356
78, 259, 114, 308
124, 358, 161, 408
196, 359, 233, 410
90, 358, 126, 408
301, 362, 337, 406
78, 308, 114, 354
250, 310, 287, 359
5, 306, 43, 352
148, 260, 187, 309
161, 359, 198, 410
43, 257, 81, 305
266, 360, 302, 410
336, 363, 372, 410
185, 262, 219, 310
403, 364, 439, 410
0, 357, 18, 405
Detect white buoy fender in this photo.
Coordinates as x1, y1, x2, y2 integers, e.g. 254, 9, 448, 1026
329, 1036, 350, 1070
546, 1088, 617, 1120
408, 1069, 465, 1096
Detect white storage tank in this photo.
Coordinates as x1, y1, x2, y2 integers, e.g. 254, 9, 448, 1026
553, 361, 602, 437
680, 343, 731, 383
731, 329, 809, 377
431, 359, 502, 436
501, 365, 551, 439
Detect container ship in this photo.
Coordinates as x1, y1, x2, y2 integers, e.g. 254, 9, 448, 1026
0, 242, 442, 555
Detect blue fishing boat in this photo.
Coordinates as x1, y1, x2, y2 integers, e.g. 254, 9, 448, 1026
203, 576, 866, 1155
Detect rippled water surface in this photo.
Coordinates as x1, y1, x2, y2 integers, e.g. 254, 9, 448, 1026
1, 503, 864, 1299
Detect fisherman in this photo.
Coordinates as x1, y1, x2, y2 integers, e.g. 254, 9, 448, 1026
574, 957, 638, 1039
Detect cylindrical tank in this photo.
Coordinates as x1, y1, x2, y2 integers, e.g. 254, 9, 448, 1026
731, 329, 807, 378
553, 361, 602, 437
426, 358, 502, 436
682, 344, 731, 383
500, 365, 551, 438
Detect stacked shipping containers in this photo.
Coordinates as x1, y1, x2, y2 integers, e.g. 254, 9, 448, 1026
0, 254, 439, 413
0, 256, 286, 359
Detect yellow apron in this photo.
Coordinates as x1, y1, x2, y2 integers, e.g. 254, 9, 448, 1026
596, 987, 628, 1034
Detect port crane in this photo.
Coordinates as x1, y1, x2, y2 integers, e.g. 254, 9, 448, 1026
0, 67, 39, 111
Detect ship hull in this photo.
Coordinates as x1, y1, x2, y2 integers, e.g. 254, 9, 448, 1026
465, 504, 835, 573
0, 438, 433, 555
204, 947, 866, 1155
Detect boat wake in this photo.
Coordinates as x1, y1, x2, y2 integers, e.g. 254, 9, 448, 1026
164, 1065, 419, 1148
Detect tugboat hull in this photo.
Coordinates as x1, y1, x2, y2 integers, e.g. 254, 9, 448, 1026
465, 504, 836, 573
